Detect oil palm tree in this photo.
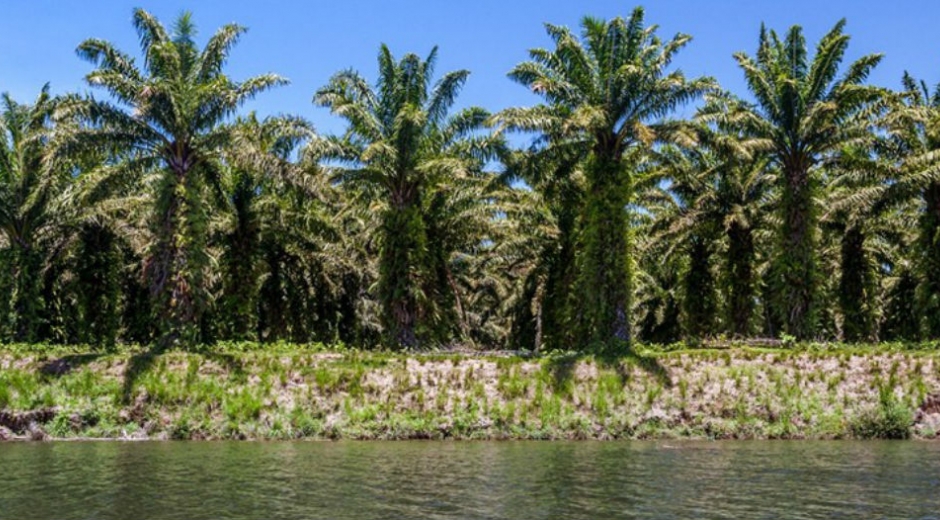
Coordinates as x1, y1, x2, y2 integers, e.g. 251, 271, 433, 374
701, 20, 885, 339
217, 114, 315, 341
312, 45, 499, 347
499, 7, 713, 350
820, 146, 895, 342
499, 147, 586, 351
649, 145, 722, 339
59, 9, 286, 348
683, 128, 774, 337
0, 86, 73, 342
881, 73, 940, 338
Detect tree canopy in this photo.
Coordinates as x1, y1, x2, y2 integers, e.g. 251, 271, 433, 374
0, 7, 938, 351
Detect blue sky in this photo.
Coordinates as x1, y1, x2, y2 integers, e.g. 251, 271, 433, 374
2, 1, 939, 135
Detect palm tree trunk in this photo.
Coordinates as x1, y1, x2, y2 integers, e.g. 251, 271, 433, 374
149, 163, 207, 349
542, 206, 578, 349
0, 248, 13, 340
76, 223, 121, 347
259, 244, 289, 341
444, 265, 470, 340
683, 235, 716, 339
577, 154, 631, 350
379, 189, 426, 348
919, 182, 940, 338
881, 265, 920, 341
726, 221, 754, 337
775, 164, 818, 339
220, 175, 260, 341
839, 225, 874, 342
12, 242, 43, 342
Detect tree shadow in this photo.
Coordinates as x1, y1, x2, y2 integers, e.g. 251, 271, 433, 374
197, 350, 247, 381
118, 348, 249, 405
544, 353, 579, 392
121, 352, 159, 405
597, 348, 673, 388
39, 353, 107, 378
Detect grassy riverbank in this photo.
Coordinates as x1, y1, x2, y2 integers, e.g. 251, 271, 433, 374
2, 343, 939, 441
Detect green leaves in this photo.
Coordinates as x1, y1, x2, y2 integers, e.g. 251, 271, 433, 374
62, 9, 288, 349
0, 87, 69, 342
6, 7, 940, 351
314, 45, 500, 348
502, 8, 709, 350
710, 19, 885, 339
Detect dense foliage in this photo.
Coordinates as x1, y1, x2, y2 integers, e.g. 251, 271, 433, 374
3, 7, 940, 351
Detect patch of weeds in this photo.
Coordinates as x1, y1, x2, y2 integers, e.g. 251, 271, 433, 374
289, 407, 323, 437
826, 373, 844, 392
678, 379, 688, 400
48, 412, 75, 437
314, 366, 337, 393
539, 394, 563, 427
0, 376, 10, 408
170, 414, 193, 440
348, 404, 381, 424
645, 385, 663, 407
497, 366, 528, 400
850, 387, 913, 440
223, 389, 263, 422
592, 389, 609, 416
434, 390, 449, 411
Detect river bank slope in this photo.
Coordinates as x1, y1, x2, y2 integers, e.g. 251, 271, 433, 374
2, 344, 939, 441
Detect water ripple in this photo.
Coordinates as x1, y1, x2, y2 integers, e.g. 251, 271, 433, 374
0, 441, 938, 519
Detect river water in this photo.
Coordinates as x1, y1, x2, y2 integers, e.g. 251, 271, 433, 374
1, 441, 938, 519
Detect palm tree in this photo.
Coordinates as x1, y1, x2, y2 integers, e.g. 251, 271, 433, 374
633, 184, 683, 344
881, 73, 940, 338
500, 148, 585, 351
878, 207, 921, 340
312, 45, 499, 347
0, 86, 72, 342
59, 9, 286, 348
499, 7, 713, 350
702, 20, 885, 339
820, 146, 896, 342
717, 157, 774, 338
217, 114, 315, 341
687, 130, 774, 338
423, 162, 508, 344
649, 145, 722, 339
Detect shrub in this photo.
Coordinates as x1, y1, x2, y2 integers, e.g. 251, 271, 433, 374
850, 388, 913, 439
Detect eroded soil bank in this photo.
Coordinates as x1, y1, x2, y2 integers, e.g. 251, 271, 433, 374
2, 345, 939, 441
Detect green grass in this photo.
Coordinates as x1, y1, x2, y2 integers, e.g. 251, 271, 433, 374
0, 342, 938, 440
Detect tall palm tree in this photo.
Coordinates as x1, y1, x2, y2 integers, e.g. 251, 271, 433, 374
0, 86, 72, 342
881, 73, 940, 338
820, 146, 895, 342
649, 145, 722, 339
312, 45, 499, 347
217, 114, 315, 341
59, 9, 286, 348
684, 128, 774, 338
500, 148, 585, 351
717, 157, 774, 337
499, 7, 713, 350
702, 20, 885, 339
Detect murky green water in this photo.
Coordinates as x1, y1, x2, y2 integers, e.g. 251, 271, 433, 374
0, 441, 938, 519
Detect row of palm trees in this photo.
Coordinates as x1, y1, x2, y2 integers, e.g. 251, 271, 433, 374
1, 7, 939, 351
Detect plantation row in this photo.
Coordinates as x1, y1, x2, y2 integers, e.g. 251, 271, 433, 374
1, 7, 939, 351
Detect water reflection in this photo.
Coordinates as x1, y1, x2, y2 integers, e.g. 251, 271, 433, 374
0, 441, 938, 519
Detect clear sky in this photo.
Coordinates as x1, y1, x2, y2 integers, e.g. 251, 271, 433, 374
2, 1, 940, 135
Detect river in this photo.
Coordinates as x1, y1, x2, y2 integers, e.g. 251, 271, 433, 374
1, 441, 938, 519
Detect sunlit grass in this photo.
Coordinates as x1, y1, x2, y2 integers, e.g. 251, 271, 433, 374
0, 343, 938, 440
